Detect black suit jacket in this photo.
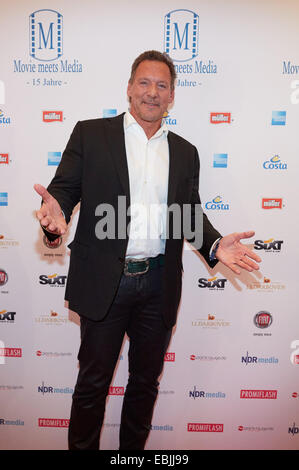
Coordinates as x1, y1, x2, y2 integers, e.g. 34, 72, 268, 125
45, 113, 221, 328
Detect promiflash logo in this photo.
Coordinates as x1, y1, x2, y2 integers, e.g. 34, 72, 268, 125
29, 9, 63, 61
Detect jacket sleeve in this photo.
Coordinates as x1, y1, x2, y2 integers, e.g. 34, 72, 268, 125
46, 121, 83, 224
187, 146, 222, 268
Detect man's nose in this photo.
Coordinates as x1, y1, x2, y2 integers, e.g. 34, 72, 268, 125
147, 83, 158, 97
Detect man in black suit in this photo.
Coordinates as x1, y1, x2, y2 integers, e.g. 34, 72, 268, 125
35, 50, 261, 450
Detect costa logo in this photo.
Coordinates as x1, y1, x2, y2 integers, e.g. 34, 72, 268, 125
254, 311, 273, 329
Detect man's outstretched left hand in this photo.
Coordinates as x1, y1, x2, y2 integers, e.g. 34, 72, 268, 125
215, 230, 261, 274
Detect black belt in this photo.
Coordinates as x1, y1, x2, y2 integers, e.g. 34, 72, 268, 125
124, 254, 165, 276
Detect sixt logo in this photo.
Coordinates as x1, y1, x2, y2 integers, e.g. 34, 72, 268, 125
205, 196, 229, 210
263, 155, 287, 170
29, 10, 63, 62
0, 310, 16, 323
39, 274, 67, 286
254, 238, 283, 252
198, 276, 227, 290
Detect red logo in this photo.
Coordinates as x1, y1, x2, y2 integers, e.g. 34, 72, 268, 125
262, 198, 283, 209
0, 153, 9, 164
38, 418, 69, 428
292, 392, 298, 398
294, 355, 299, 365
164, 352, 175, 361
210, 112, 231, 124
108, 386, 124, 395
0, 347, 22, 357
240, 390, 277, 399
238, 426, 244, 431
187, 423, 223, 432
42, 111, 63, 122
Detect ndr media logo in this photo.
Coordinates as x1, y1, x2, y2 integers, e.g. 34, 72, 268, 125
163, 9, 217, 78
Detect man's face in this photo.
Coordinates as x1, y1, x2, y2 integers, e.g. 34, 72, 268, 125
127, 60, 174, 127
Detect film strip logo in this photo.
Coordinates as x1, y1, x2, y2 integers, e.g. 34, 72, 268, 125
164, 9, 199, 62
29, 9, 63, 62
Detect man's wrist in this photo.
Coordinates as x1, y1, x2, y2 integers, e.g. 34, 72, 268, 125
209, 237, 222, 261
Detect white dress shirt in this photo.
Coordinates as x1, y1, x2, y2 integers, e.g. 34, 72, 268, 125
124, 111, 169, 259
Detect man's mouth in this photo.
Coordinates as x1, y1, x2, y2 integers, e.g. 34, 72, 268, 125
143, 101, 159, 107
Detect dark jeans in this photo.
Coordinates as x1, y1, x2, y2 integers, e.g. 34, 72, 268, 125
68, 260, 172, 450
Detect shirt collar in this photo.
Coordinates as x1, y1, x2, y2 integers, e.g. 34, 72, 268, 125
124, 110, 168, 139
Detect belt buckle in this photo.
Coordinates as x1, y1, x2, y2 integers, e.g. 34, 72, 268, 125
124, 258, 150, 276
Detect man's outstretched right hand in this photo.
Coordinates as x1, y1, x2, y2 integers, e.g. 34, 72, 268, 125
34, 184, 67, 236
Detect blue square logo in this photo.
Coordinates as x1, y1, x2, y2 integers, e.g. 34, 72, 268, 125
213, 153, 228, 168
271, 111, 286, 126
103, 109, 117, 118
0, 192, 8, 206
48, 152, 61, 166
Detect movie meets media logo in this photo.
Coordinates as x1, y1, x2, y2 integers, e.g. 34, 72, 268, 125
13, 9, 83, 87
163, 9, 218, 87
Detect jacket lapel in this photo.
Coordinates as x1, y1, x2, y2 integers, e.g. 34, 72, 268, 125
167, 131, 181, 206
103, 113, 131, 206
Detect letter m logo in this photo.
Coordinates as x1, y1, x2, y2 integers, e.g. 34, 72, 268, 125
29, 9, 63, 61
164, 9, 199, 62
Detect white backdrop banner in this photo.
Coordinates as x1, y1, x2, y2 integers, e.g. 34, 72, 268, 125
0, 0, 298, 450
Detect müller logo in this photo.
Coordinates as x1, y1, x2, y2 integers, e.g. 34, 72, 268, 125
0, 154, 9, 164
240, 390, 277, 399
187, 423, 223, 432
43, 111, 63, 122
262, 198, 283, 209
210, 112, 231, 124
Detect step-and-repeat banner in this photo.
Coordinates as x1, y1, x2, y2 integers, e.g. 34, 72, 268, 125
0, 0, 298, 450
